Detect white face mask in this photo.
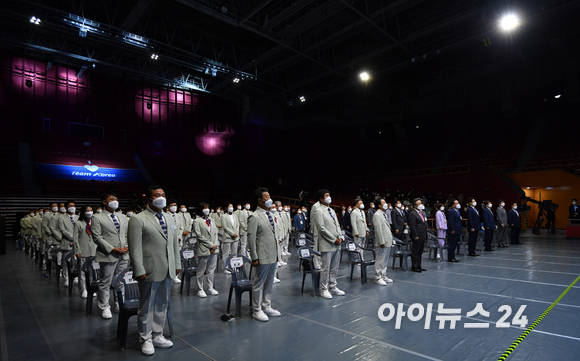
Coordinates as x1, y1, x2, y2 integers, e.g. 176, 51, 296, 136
30, 213, 35, 217
85, 212, 93, 218
44, 211, 50, 215
440, 207, 445, 211
51, 207, 58, 212
325, 197, 332, 205
298, 210, 302, 214
371, 204, 375, 209
359, 204, 364, 210
347, 208, 352, 212
418, 205, 425, 211
472, 201, 477, 207
574, 201, 577, 205
68, 207, 76, 214
501, 203, 505, 207
203, 209, 210, 216
152, 196, 166, 209
278, 206, 283, 212
245, 204, 251, 210
405, 207, 409, 211
264, 199, 273, 208
396, 204, 402, 208
456, 204, 461, 209
108, 201, 119, 210
127, 212, 134, 217
389, 206, 393, 210
270, 208, 277, 213
513, 206, 518, 210
487, 204, 492, 208
179, 208, 186, 213
96, 209, 103, 213
59, 207, 66, 213
211, 210, 215, 213
303, 209, 307, 213
237, 206, 242, 210
382, 204, 388, 210
228, 207, 234, 213
169, 206, 177, 213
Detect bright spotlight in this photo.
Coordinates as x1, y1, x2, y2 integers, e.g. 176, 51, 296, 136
299, 95, 305, 102
555, 94, 561, 99
500, 14, 520, 31
151, 54, 159, 60
359, 72, 370, 81
233, 78, 240, 83
30, 16, 40, 25
211, 68, 217, 77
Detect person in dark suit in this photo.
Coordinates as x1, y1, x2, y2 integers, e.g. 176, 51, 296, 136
391, 200, 406, 239
482, 200, 495, 251
466, 197, 480, 256
344, 206, 352, 233
408, 198, 427, 272
338, 206, 347, 229
447, 200, 462, 262
507, 202, 522, 244
569, 199, 579, 220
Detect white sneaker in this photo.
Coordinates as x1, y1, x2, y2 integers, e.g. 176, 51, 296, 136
329, 287, 345, 296
101, 309, 112, 319
274, 277, 281, 283
197, 290, 207, 298
73, 277, 79, 284
141, 339, 155, 356
253, 310, 269, 322
224, 270, 231, 274
375, 278, 387, 286
384, 277, 393, 283
63, 281, 69, 287
436, 254, 441, 259
320, 290, 333, 299
152, 335, 173, 348
81, 290, 87, 299
207, 288, 219, 295
263, 307, 281, 317
173, 278, 182, 284
285, 251, 291, 256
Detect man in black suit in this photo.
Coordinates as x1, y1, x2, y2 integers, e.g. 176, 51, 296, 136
338, 206, 347, 230
466, 197, 481, 256
569, 199, 579, 220
408, 198, 427, 273
447, 200, 462, 262
507, 202, 522, 244
391, 200, 406, 239
344, 206, 352, 233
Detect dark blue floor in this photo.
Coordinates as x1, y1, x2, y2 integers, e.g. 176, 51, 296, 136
1, 231, 579, 361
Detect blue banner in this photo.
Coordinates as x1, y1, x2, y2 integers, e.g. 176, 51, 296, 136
35, 163, 145, 182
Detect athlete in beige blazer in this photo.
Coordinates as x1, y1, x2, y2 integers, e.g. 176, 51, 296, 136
193, 204, 220, 298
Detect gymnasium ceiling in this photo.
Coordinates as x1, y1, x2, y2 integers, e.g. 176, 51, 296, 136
1, 0, 579, 126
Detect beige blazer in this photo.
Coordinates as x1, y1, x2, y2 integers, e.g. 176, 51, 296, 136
222, 213, 240, 243
49, 213, 63, 241
372, 209, 393, 247
313, 204, 341, 252
247, 208, 278, 264
128, 208, 181, 282
73, 219, 98, 257
58, 213, 79, 251
194, 217, 220, 257
91, 211, 129, 262
350, 208, 369, 237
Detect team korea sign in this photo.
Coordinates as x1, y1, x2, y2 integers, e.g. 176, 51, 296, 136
35, 162, 144, 182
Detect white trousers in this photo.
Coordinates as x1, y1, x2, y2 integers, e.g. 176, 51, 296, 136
320, 250, 340, 291
222, 241, 239, 260
282, 234, 289, 253
138, 275, 172, 341
239, 235, 248, 257
196, 253, 217, 291
374, 246, 391, 280
98, 258, 129, 311
252, 262, 277, 312
312, 235, 322, 269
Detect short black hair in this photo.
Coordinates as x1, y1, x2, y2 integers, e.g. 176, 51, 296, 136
101, 192, 118, 202
316, 189, 330, 201
412, 198, 422, 206
50, 202, 57, 207
498, 199, 504, 204
374, 196, 383, 206
467, 197, 475, 203
145, 185, 163, 198
573, 198, 578, 202
78, 205, 93, 218
353, 198, 362, 207
253, 187, 269, 203
65, 200, 75, 208
168, 199, 177, 205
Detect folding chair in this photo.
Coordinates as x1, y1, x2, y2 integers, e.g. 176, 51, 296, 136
346, 241, 375, 284
224, 254, 253, 318
81, 257, 101, 317
391, 238, 412, 271
65, 251, 79, 297
179, 248, 197, 296
427, 232, 448, 262
298, 246, 321, 297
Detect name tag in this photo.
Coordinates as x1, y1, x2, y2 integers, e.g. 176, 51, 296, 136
298, 238, 306, 246
92, 260, 100, 270
171, 224, 177, 230
348, 243, 357, 251
183, 250, 194, 259
299, 233, 306, 238
124, 271, 137, 284
300, 249, 310, 258
230, 256, 243, 268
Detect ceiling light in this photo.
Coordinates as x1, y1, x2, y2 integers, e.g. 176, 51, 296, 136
233, 78, 240, 83
151, 54, 159, 60
359, 72, 370, 81
299, 95, 305, 102
555, 94, 561, 99
500, 14, 520, 31
30, 16, 41, 25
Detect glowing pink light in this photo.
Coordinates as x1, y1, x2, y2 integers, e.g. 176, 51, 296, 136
195, 130, 235, 156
